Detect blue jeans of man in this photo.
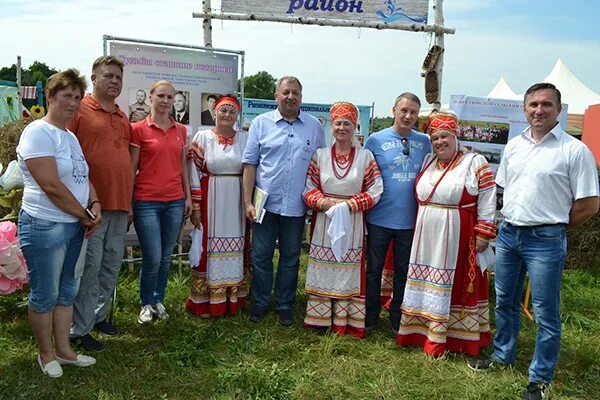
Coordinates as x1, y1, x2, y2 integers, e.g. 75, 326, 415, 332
491, 222, 567, 384
133, 199, 185, 305
365, 223, 413, 330
250, 211, 305, 310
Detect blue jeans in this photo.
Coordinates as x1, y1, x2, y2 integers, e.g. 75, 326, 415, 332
491, 222, 567, 384
18, 210, 84, 313
250, 211, 305, 310
133, 199, 185, 305
365, 223, 413, 329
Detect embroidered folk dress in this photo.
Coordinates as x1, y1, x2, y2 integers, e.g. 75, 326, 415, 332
303, 145, 383, 338
185, 129, 250, 318
396, 152, 496, 356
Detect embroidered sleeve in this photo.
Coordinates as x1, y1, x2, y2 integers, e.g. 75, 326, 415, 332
188, 137, 205, 207
347, 151, 383, 212
303, 153, 325, 210
473, 155, 497, 240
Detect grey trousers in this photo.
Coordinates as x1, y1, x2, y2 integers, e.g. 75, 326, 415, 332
71, 211, 128, 337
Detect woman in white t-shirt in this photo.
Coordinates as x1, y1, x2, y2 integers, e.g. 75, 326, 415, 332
16, 69, 102, 378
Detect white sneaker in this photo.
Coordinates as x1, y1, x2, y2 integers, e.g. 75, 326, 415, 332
153, 303, 169, 320
138, 305, 154, 324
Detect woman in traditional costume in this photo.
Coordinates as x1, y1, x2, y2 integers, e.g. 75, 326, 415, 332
185, 95, 249, 318
396, 111, 496, 356
302, 101, 383, 338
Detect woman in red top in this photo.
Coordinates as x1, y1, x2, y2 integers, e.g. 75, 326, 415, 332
130, 80, 192, 324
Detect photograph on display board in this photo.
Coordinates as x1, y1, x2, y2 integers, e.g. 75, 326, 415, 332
201, 93, 219, 126
171, 91, 191, 125
458, 119, 510, 145
462, 142, 504, 173
128, 88, 151, 123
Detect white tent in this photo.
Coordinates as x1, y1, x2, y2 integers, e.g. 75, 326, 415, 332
487, 59, 600, 114
542, 59, 600, 114
487, 76, 521, 100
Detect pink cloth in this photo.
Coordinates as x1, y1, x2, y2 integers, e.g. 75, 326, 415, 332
0, 221, 28, 295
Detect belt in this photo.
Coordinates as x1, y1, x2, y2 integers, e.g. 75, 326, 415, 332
505, 222, 566, 228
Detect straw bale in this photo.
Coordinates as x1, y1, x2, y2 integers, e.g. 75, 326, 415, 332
566, 212, 600, 269
0, 118, 30, 168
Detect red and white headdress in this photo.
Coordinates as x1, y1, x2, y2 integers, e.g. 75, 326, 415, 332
330, 101, 359, 127
214, 95, 240, 112
426, 111, 458, 136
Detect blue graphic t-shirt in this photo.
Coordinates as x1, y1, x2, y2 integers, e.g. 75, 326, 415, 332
365, 127, 431, 229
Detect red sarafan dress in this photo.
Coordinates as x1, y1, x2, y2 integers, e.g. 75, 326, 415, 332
397, 151, 496, 356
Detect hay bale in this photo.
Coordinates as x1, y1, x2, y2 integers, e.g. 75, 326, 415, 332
0, 118, 30, 168
0, 118, 30, 218
566, 212, 600, 269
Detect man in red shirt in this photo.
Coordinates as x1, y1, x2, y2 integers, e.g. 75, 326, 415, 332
68, 56, 133, 352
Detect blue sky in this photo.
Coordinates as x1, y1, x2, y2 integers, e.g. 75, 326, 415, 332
2, 0, 599, 116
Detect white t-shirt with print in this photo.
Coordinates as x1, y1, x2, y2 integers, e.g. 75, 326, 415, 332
17, 119, 90, 222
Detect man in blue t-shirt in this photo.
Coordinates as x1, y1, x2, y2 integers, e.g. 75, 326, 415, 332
364, 92, 432, 333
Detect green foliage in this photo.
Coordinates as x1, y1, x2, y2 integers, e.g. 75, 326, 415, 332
1, 258, 599, 399
0, 61, 59, 108
371, 116, 393, 134
0, 61, 58, 87
241, 71, 277, 100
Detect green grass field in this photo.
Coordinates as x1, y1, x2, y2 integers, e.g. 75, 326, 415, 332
1, 254, 599, 400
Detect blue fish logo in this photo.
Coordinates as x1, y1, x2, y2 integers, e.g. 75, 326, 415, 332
375, 0, 427, 24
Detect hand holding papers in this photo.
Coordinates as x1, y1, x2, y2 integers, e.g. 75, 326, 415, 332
253, 186, 269, 224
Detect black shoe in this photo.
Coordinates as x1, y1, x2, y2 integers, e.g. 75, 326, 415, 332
467, 357, 494, 372
365, 316, 380, 333
249, 305, 269, 323
390, 319, 399, 335
94, 320, 119, 336
277, 309, 294, 326
523, 382, 549, 400
71, 333, 106, 352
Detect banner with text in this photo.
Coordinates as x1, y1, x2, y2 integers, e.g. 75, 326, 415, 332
109, 41, 239, 137
243, 98, 372, 145
450, 95, 569, 174
221, 0, 429, 27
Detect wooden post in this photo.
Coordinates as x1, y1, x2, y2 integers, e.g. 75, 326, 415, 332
203, 0, 213, 47
16, 56, 23, 115
433, 0, 445, 110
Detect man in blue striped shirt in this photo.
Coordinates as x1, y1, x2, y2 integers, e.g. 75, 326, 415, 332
242, 76, 325, 325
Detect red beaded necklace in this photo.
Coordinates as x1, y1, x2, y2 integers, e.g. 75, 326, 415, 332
331, 145, 356, 179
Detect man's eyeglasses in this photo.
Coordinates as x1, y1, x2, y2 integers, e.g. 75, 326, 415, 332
401, 138, 410, 156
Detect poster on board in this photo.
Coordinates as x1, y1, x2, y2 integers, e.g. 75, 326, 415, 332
450, 95, 569, 174
242, 98, 372, 145
108, 41, 239, 138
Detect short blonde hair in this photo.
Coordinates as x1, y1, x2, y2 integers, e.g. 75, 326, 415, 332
45, 68, 87, 99
150, 80, 175, 95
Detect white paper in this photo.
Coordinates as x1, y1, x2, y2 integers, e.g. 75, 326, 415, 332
477, 246, 495, 273
325, 202, 351, 262
189, 226, 203, 268
253, 186, 269, 224
75, 238, 88, 278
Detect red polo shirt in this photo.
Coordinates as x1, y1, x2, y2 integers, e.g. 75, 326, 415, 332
130, 116, 187, 202
67, 94, 132, 211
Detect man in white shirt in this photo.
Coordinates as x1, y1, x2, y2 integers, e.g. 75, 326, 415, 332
469, 83, 599, 400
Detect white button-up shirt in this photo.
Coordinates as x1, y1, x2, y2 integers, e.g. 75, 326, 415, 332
496, 124, 599, 226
